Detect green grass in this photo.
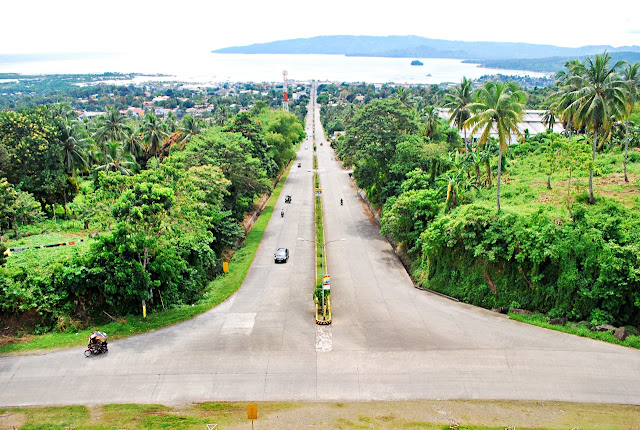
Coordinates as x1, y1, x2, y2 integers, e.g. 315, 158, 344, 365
0, 164, 292, 354
2, 400, 639, 429
479, 147, 640, 215
508, 312, 640, 349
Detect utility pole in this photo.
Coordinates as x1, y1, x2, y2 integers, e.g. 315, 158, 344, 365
282, 70, 289, 112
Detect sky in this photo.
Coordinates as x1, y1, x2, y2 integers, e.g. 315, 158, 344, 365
1, 0, 639, 55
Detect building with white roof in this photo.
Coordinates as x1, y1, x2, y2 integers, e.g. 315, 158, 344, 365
436, 108, 564, 143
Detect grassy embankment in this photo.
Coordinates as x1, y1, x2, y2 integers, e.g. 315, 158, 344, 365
0, 163, 293, 354
1, 400, 639, 429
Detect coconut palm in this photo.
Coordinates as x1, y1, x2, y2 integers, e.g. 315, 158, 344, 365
621, 62, 640, 182
557, 52, 626, 203
58, 118, 88, 176
214, 105, 229, 126
176, 114, 203, 151
444, 76, 473, 151
541, 101, 559, 132
93, 106, 130, 147
464, 81, 526, 211
93, 141, 136, 176
422, 106, 441, 139
141, 113, 168, 167
394, 87, 415, 109
123, 124, 144, 160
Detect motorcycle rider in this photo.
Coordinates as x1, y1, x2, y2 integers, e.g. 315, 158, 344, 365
281, 209, 285, 217
340, 198, 343, 206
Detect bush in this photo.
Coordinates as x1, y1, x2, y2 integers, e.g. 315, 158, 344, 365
416, 203, 640, 327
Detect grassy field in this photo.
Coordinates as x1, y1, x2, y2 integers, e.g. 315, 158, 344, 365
0, 164, 292, 354
1, 400, 639, 429
479, 146, 640, 215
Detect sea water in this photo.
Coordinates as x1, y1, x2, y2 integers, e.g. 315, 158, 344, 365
0, 52, 548, 85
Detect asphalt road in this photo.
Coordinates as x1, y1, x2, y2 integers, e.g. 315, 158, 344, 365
1, 88, 639, 407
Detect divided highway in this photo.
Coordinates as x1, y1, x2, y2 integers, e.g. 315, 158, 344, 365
1, 88, 639, 406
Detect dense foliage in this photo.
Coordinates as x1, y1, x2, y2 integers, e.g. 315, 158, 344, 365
0, 102, 304, 332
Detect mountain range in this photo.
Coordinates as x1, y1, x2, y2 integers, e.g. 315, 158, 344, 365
212, 35, 640, 72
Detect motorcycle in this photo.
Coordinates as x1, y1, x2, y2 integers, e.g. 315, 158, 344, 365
281, 209, 285, 218
84, 331, 108, 357
340, 199, 343, 206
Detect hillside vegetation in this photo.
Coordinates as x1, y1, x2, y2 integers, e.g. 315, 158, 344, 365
329, 53, 640, 337
0, 102, 305, 344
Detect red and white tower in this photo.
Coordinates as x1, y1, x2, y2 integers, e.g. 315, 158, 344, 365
282, 70, 289, 112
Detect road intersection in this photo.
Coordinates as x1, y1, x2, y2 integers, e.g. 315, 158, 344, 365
0, 90, 639, 406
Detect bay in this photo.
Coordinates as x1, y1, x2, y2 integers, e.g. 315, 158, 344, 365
0, 52, 548, 84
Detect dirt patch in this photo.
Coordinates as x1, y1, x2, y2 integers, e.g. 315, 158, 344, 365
0, 411, 27, 429
78, 400, 640, 429
0, 309, 42, 344
203, 401, 640, 429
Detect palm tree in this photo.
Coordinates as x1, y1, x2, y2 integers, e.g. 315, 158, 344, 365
123, 124, 144, 160
93, 106, 130, 147
394, 87, 415, 109
141, 114, 168, 167
422, 106, 441, 139
444, 77, 473, 151
557, 52, 626, 203
541, 101, 559, 131
176, 114, 203, 150
93, 141, 136, 176
214, 105, 229, 126
621, 62, 640, 182
464, 81, 526, 211
59, 118, 88, 176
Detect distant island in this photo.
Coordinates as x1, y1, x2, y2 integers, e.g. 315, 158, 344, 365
212, 35, 640, 73
410, 60, 423, 66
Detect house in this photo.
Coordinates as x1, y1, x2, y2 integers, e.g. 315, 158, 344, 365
77, 111, 105, 119
119, 107, 145, 117
154, 108, 176, 117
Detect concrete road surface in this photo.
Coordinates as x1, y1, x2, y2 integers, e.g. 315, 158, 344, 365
1, 86, 639, 407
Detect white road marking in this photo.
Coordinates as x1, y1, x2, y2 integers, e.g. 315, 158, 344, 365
315, 325, 333, 352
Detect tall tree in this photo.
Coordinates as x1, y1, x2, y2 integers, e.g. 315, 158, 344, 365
142, 113, 168, 168
464, 81, 526, 211
444, 76, 473, 151
340, 98, 419, 204
422, 106, 441, 139
557, 53, 626, 203
621, 62, 640, 182
94, 141, 136, 176
176, 114, 203, 151
58, 117, 88, 176
93, 106, 130, 148
0, 107, 74, 211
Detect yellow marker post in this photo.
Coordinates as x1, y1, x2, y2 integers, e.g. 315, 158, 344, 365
222, 261, 229, 275
142, 300, 146, 318
247, 404, 257, 429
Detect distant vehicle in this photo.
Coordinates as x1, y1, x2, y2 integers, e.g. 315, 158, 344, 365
305, 146, 308, 149
285, 195, 291, 203
274, 248, 289, 263
298, 162, 301, 168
